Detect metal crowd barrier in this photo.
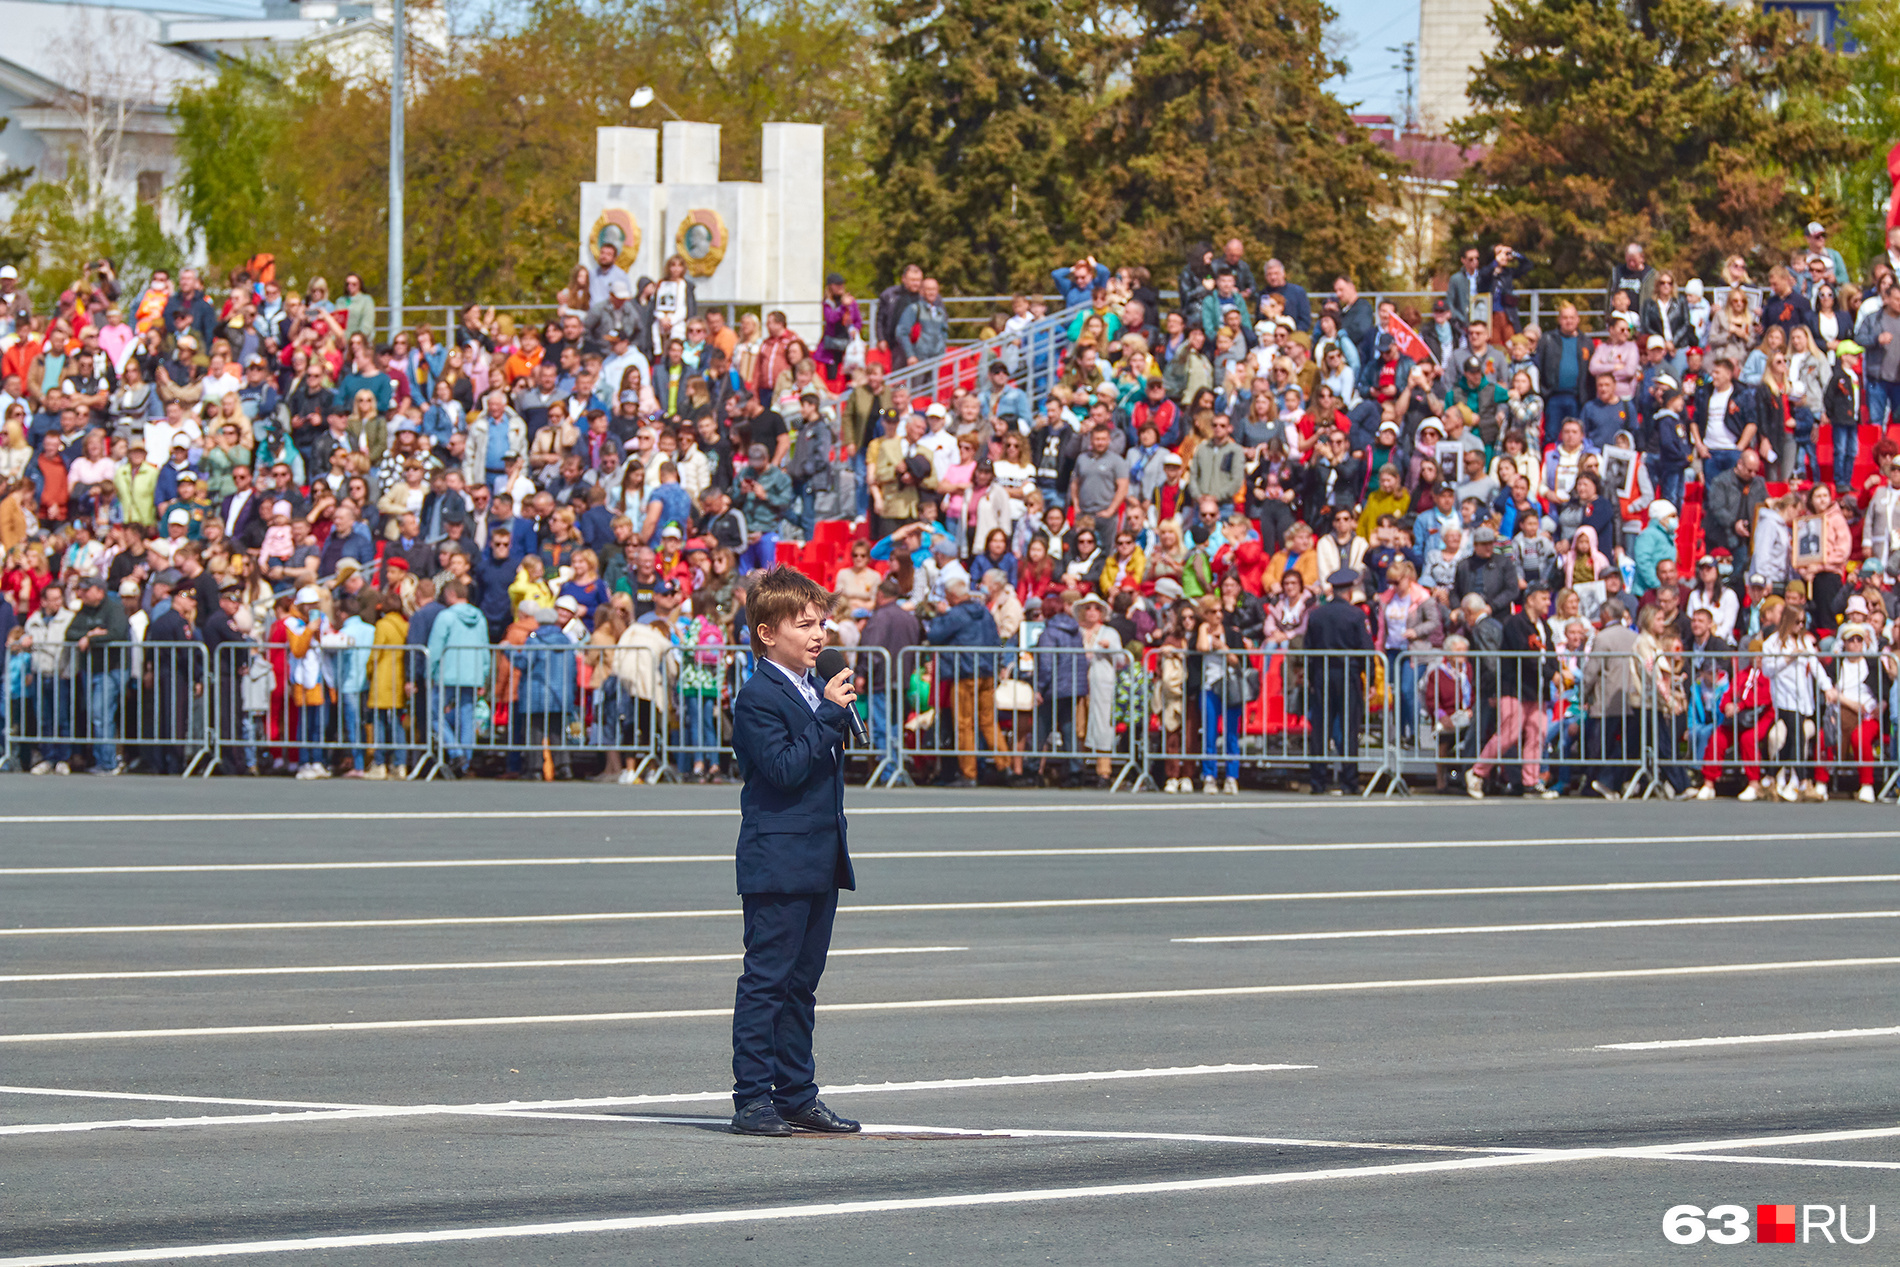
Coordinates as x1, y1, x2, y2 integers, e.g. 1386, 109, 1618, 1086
654, 643, 893, 787
2, 640, 213, 777
212, 641, 437, 780
8, 631, 1896, 801
1660, 646, 1894, 803
1142, 646, 1397, 796
895, 645, 1148, 791
1385, 647, 1660, 799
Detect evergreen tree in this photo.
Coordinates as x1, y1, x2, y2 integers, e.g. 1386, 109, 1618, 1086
1446, 0, 1860, 289
1836, 0, 1900, 277
869, 0, 1083, 294
1074, 0, 1398, 294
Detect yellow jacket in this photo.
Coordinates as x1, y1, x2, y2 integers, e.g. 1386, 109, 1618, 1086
368, 611, 408, 709
508, 565, 555, 617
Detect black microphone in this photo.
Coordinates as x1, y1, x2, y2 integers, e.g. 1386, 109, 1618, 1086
815, 647, 868, 746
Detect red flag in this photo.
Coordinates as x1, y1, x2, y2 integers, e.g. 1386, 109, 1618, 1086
1383, 309, 1437, 365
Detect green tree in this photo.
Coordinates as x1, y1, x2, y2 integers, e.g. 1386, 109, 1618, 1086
1446, 0, 1861, 289
1836, 0, 1900, 277
868, 0, 1083, 294
168, 0, 881, 313
172, 56, 301, 268
1072, 0, 1398, 293
2, 174, 180, 303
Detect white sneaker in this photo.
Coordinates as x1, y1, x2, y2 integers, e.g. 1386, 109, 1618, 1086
1777, 778, 1801, 803
1694, 783, 1715, 800
1465, 769, 1485, 799
29, 760, 51, 775
1738, 781, 1762, 802
1161, 778, 1177, 794
1223, 777, 1239, 796
616, 767, 638, 785
1204, 778, 1220, 795
1857, 784, 1876, 803
392, 764, 407, 781
293, 764, 311, 780
53, 761, 69, 776
364, 764, 387, 781
310, 764, 332, 779
1802, 781, 1828, 802
93, 764, 122, 776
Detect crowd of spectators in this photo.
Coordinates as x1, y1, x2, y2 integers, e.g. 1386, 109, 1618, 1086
5, 221, 1900, 797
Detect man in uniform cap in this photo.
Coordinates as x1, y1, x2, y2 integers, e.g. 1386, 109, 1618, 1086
1303, 568, 1374, 794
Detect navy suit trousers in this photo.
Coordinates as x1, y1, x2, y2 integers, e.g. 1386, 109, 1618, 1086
732, 889, 838, 1110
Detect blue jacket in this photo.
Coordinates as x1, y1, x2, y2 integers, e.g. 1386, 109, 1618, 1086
473, 547, 523, 627
509, 625, 576, 713
732, 661, 856, 895
1034, 613, 1086, 698
925, 598, 1001, 677
1052, 263, 1110, 312
425, 601, 490, 688
1632, 521, 1675, 595
420, 402, 459, 451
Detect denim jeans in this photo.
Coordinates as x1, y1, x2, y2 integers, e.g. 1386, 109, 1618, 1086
739, 531, 780, 572
1384, 648, 1417, 744
339, 692, 364, 771
677, 693, 719, 772
441, 684, 477, 764
851, 449, 869, 517
1869, 378, 1899, 433
372, 708, 406, 767
1200, 689, 1240, 781
795, 486, 819, 539
1702, 448, 1741, 488
1543, 392, 1580, 447
868, 687, 899, 769
300, 703, 327, 767
85, 666, 125, 770
33, 676, 70, 762
1833, 418, 1860, 489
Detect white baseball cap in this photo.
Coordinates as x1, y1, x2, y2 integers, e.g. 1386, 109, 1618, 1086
294, 585, 322, 605
0, 265, 16, 280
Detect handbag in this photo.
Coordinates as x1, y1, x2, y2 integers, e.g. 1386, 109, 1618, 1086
1219, 661, 1260, 708
992, 677, 1035, 712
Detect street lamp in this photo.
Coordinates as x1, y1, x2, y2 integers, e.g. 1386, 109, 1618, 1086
628, 86, 683, 121
388, 0, 404, 334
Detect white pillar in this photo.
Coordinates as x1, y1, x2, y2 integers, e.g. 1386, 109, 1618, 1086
596, 127, 657, 184
661, 121, 722, 185
761, 122, 825, 339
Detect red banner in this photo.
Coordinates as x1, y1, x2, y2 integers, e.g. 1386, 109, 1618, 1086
1384, 309, 1437, 365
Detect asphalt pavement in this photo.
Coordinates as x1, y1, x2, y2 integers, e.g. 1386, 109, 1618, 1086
0, 780, 1895, 1264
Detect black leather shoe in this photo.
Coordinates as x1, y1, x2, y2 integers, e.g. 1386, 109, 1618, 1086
780, 1099, 861, 1133
731, 1098, 795, 1136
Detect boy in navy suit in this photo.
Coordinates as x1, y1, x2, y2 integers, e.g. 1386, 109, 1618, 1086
729, 565, 863, 1136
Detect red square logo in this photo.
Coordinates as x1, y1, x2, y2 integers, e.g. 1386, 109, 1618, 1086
1757, 1204, 1797, 1243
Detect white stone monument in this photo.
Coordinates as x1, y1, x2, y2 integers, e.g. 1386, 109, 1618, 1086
578, 121, 825, 340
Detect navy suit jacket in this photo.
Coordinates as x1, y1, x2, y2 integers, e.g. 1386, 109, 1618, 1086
732, 659, 856, 896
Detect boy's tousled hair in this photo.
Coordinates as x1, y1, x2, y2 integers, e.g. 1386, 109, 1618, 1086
748, 565, 833, 656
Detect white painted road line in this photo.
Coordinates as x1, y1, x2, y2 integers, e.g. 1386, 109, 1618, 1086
6, 830, 1891, 876
1598, 1024, 1900, 1050
6, 1122, 1900, 1265
9, 873, 1899, 937
0, 946, 967, 985
0, 1065, 1314, 1138
5, 956, 1895, 1044
1175, 910, 1900, 944
1651, 1153, 1900, 1171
